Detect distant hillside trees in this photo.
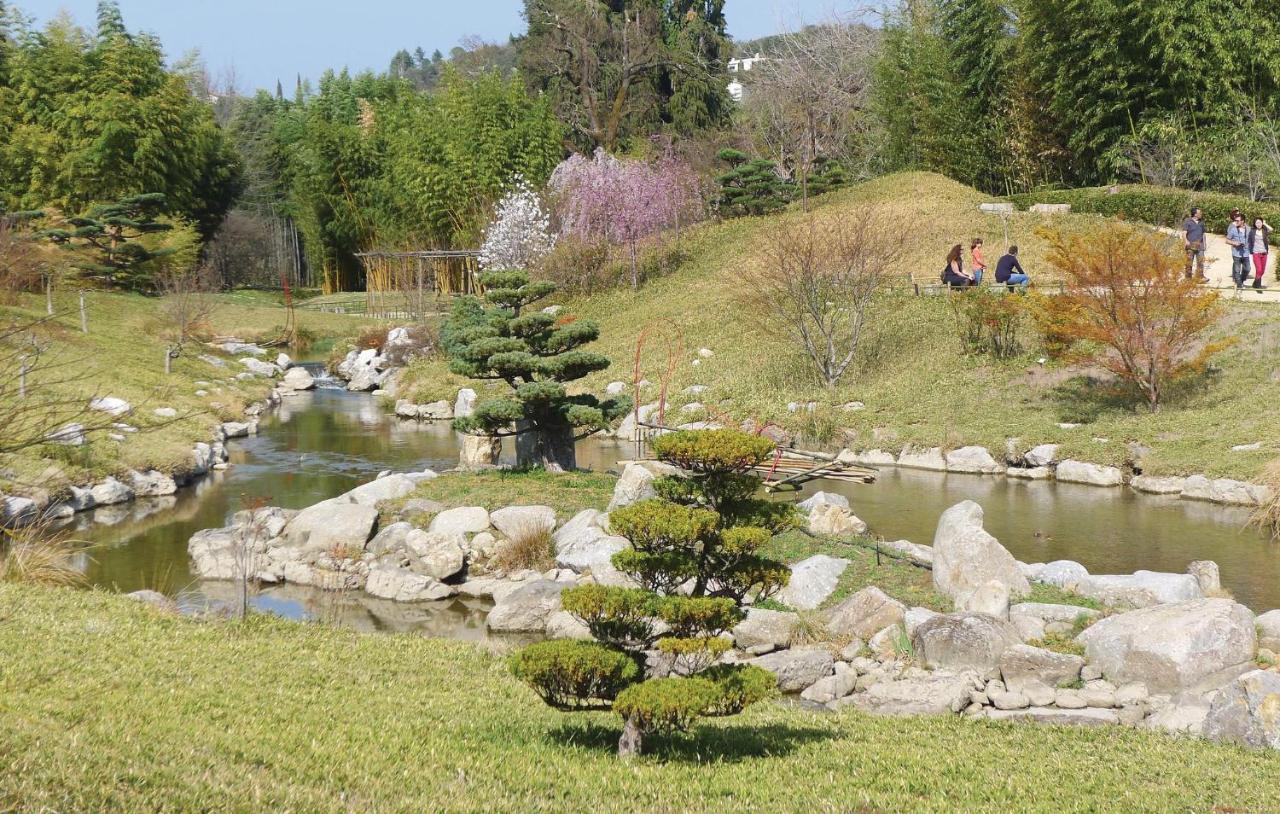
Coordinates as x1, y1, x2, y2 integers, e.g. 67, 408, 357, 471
873, 0, 1280, 195
518, 0, 731, 151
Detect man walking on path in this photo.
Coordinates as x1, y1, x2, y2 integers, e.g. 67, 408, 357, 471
1226, 212, 1251, 289
1182, 208, 1208, 282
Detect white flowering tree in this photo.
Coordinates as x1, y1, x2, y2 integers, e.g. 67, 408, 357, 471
479, 176, 557, 272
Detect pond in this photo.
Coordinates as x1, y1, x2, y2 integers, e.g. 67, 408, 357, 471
78, 377, 1279, 636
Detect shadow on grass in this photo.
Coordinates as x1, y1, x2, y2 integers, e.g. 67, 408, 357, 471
546, 720, 830, 763
1051, 370, 1220, 422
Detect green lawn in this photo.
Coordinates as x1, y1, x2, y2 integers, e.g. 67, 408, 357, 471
1, 584, 1277, 813
385, 469, 618, 525
0, 290, 374, 493
402, 171, 1278, 481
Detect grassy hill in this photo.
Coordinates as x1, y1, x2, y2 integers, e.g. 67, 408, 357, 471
406, 172, 1277, 481
3, 584, 1279, 813
0, 292, 373, 493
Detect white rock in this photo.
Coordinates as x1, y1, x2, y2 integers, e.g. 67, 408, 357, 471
240, 358, 281, 378
746, 647, 835, 692
897, 446, 947, 472
845, 670, 980, 716
458, 434, 501, 469
89, 396, 132, 416
403, 529, 466, 580
490, 505, 557, 540
903, 606, 940, 637
1076, 598, 1257, 693
428, 506, 491, 536
605, 381, 627, 396
823, 587, 906, 640
1055, 460, 1123, 487
1024, 444, 1060, 467
1130, 475, 1186, 495
1006, 467, 1051, 480
999, 644, 1084, 692
46, 423, 86, 446
346, 474, 417, 507
931, 501, 1030, 605
1077, 571, 1202, 608
545, 610, 593, 640
486, 580, 567, 633
1256, 610, 1280, 651
775, 555, 849, 611
945, 446, 1004, 474
807, 503, 868, 537
453, 388, 477, 419
912, 612, 1022, 680
1035, 560, 1090, 590
366, 565, 449, 602
607, 460, 679, 511
275, 353, 293, 369
732, 608, 800, 651
90, 477, 135, 506
129, 470, 177, 497
282, 498, 379, 554
1203, 669, 1280, 750
697, 347, 714, 358
280, 367, 315, 391
798, 491, 850, 514
1181, 475, 1270, 507
552, 510, 629, 572
956, 579, 1010, 618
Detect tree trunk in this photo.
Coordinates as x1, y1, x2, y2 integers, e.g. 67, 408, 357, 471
515, 420, 576, 473
617, 715, 643, 758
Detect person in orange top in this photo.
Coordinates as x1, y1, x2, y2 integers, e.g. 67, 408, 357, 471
970, 238, 987, 285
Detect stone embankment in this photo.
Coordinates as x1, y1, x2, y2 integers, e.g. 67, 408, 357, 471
184, 461, 1280, 753
0, 341, 319, 528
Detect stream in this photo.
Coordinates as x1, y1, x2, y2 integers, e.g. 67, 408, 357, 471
78, 375, 1279, 637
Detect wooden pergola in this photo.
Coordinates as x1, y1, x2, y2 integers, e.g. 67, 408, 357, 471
354, 250, 483, 318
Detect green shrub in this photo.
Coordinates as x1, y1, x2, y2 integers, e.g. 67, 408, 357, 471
613, 677, 721, 734
715, 149, 795, 218
947, 288, 1027, 360
699, 664, 777, 716
607, 501, 718, 553
561, 585, 662, 649
509, 640, 641, 711
1009, 185, 1280, 241
651, 430, 776, 473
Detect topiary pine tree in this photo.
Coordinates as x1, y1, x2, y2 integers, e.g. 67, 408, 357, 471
715, 148, 795, 219
509, 429, 798, 757
39, 193, 175, 290
442, 269, 631, 471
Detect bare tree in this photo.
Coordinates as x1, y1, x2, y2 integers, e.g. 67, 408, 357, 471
157, 262, 221, 343
0, 216, 51, 306
746, 208, 903, 387
742, 12, 880, 204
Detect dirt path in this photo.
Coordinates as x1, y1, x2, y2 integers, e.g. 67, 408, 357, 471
1185, 229, 1280, 303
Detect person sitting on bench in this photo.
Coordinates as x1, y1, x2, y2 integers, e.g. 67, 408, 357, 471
942, 243, 976, 287
994, 245, 1030, 290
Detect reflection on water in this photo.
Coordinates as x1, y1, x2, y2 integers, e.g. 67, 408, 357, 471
795, 467, 1278, 612
83, 385, 1280, 634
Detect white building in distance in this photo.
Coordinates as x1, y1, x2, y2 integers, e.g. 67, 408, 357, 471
727, 53, 765, 103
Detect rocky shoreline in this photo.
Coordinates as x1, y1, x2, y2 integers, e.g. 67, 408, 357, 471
178, 461, 1280, 753
0, 342, 323, 528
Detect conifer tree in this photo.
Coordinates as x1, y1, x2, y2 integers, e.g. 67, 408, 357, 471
442, 270, 630, 471
510, 429, 795, 757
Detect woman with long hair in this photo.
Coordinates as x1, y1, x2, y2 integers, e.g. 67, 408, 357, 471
942, 244, 974, 287
1248, 216, 1272, 290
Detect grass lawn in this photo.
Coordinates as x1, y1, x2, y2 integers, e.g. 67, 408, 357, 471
403, 171, 1279, 481
2, 584, 1278, 813
384, 468, 617, 525
0, 290, 374, 494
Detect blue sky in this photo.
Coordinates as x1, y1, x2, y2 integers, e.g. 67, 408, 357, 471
14, 1, 847, 91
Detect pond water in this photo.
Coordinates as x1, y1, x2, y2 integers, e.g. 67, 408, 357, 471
79, 376, 1279, 636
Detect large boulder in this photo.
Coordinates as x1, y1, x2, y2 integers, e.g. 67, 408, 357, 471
613, 402, 664, 441
607, 461, 679, 511
945, 446, 1004, 474
365, 565, 453, 602
999, 644, 1085, 692
775, 555, 849, 611
130, 470, 177, 497
346, 474, 417, 507
1035, 560, 1090, 590
1076, 599, 1257, 693
1256, 610, 1280, 652
403, 530, 466, 581
486, 580, 567, 633
823, 586, 906, 640
912, 612, 1021, 679
798, 491, 849, 514
1055, 460, 1123, 487
1076, 571, 1202, 609
897, 446, 947, 472
1203, 670, 1280, 750
490, 505, 557, 540
240, 358, 281, 378
280, 366, 316, 391
282, 498, 379, 555
552, 509, 629, 572
732, 608, 800, 651
1023, 444, 1060, 468
746, 647, 835, 692
931, 501, 1029, 605
91, 477, 134, 506
428, 506, 491, 536
845, 670, 980, 716
807, 503, 868, 537
458, 434, 502, 469
453, 388, 478, 418
1181, 475, 1270, 507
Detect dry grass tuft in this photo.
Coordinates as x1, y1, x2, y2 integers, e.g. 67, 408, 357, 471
1249, 458, 1280, 541
491, 519, 556, 574
0, 522, 86, 588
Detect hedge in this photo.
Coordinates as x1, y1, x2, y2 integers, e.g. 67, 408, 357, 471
1009, 185, 1280, 243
